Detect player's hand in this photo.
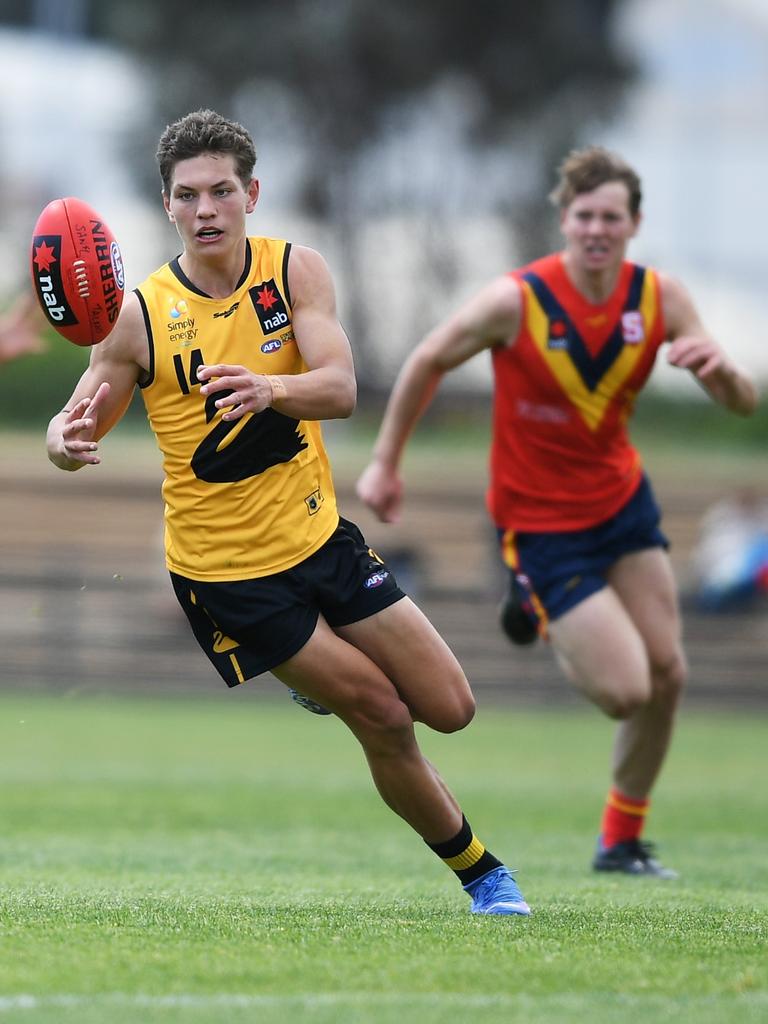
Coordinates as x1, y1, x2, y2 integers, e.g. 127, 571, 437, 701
59, 381, 111, 465
356, 460, 404, 523
666, 335, 729, 381
197, 364, 273, 421
0, 318, 46, 363
666, 334, 745, 406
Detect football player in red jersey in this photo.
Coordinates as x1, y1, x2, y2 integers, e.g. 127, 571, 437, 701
357, 147, 758, 877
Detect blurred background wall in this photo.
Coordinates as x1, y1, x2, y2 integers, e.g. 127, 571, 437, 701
1, 0, 766, 700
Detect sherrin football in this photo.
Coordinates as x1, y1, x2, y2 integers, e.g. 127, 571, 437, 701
30, 197, 125, 346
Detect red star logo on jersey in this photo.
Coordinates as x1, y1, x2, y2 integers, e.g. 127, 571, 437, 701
33, 241, 57, 272
255, 284, 278, 311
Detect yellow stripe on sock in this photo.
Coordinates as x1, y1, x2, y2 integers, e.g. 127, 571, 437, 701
608, 794, 649, 817
443, 835, 485, 871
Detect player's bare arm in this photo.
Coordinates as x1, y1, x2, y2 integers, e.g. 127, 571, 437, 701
0, 291, 47, 364
197, 245, 356, 423
356, 275, 523, 523
661, 273, 758, 416
46, 293, 148, 470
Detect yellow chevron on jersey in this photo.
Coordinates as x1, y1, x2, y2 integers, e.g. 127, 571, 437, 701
523, 268, 658, 433
135, 236, 338, 581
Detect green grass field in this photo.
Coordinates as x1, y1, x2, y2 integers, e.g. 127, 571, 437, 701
0, 693, 765, 1024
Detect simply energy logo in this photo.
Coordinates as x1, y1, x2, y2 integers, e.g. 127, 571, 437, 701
167, 298, 197, 343
169, 298, 189, 321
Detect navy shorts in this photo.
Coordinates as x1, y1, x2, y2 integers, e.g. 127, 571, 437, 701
170, 517, 405, 686
500, 475, 669, 627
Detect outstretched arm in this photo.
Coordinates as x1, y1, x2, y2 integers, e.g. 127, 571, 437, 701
356, 275, 523, 523
46, 293, 147, 470
196, 245, 356, 423
0, 291, 47, 364
661, 274, 758, 416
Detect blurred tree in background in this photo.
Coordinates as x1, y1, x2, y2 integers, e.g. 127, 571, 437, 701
0, 0, 632, 400
87, 0, 633, 387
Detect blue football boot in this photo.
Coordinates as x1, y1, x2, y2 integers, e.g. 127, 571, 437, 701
465, 866, 531, 916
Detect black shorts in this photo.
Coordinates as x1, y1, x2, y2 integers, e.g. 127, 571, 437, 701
499, 474, 669, 626
170, 517, 406, 687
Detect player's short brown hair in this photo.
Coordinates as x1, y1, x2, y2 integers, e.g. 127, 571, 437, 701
156, 109, 257, 195
550, 147, 642, 216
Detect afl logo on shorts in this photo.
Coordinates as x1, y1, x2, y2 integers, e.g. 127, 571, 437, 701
364, 570, 390, 589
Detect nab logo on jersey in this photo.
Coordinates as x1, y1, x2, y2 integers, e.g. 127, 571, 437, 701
249, 279, 290, 335
547, 318, 570, 350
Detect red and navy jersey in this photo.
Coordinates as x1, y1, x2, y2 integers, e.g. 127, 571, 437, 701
488, 253, 666, 532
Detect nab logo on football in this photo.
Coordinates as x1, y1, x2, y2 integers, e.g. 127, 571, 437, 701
249, 279, 289, 335
31, 235, 78, 326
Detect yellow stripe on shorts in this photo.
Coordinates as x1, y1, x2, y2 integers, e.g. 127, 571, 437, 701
229, 652, 245, 685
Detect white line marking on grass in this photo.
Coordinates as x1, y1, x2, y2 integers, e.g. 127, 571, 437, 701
1, 992, 767, 1013
0, 992, 523, 1012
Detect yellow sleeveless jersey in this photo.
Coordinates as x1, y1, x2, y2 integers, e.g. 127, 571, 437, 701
136, 236, 339, 581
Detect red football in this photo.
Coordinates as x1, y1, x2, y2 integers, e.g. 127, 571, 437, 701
30, 197, 125, 346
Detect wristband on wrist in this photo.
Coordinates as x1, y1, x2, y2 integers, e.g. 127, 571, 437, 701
266, 375, 287, 405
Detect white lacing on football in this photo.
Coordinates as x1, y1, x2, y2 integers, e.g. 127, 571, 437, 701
72, 259, 90, 298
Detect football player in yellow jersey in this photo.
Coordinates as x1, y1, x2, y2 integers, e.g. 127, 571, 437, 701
45, 109, 529, 916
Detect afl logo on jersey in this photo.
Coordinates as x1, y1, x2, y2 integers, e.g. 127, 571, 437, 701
261, 339, 282, 354
249, 278, 290, 335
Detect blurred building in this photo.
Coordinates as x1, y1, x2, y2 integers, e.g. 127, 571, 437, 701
2, 0, 767, 390
0, 26, 162, 294
597, 0, 768, 389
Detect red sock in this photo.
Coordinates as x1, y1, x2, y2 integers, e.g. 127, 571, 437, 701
600, 787, 649, 848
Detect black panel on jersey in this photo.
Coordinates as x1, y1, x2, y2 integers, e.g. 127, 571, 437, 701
191, 399, 309, 483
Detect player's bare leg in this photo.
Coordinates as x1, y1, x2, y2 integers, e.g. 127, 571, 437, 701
272, 613, 530, 914
273, 614, 465, 841
607, 549, 687, 797
548, 588, 653, 721
548, 555, 685, 877
334, 597, 476, 733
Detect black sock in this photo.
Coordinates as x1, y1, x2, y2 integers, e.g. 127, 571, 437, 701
426, 815, 503, 886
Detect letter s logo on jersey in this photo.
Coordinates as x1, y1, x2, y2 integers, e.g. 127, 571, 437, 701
249, 279, 290, 335
621, 311, 645, 344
